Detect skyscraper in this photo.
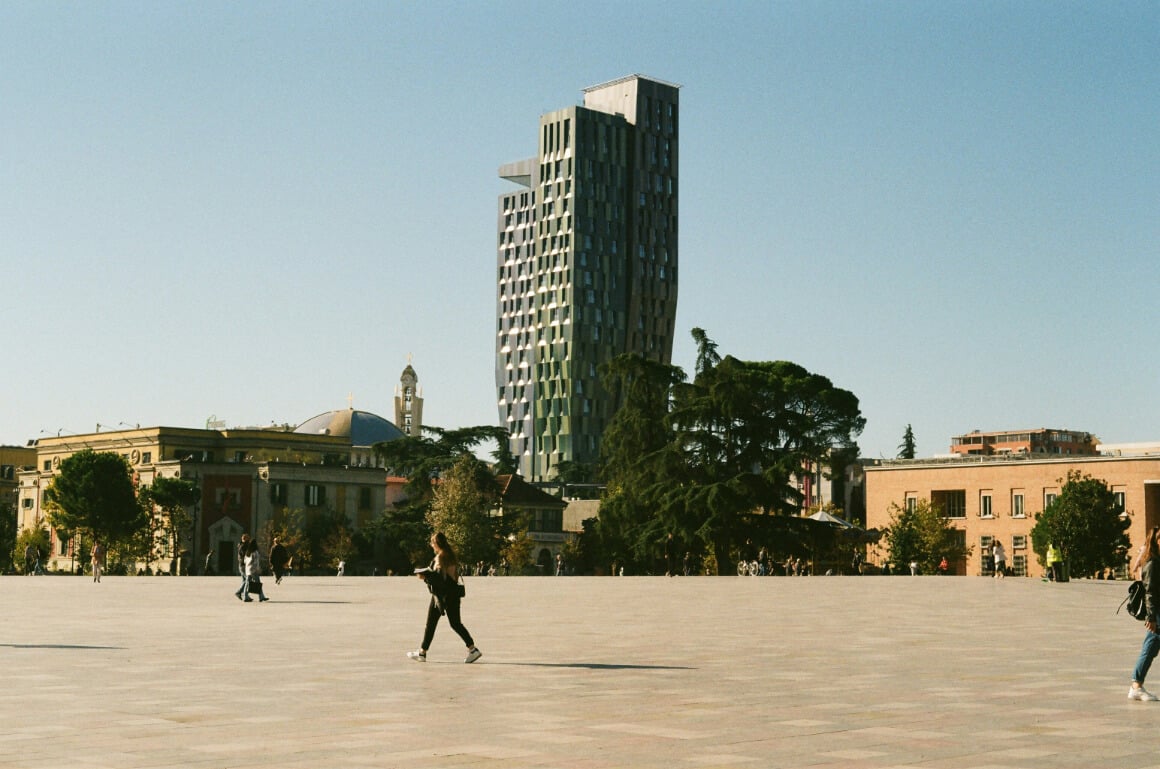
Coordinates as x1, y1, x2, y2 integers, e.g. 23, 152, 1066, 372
496, 75, 679, 481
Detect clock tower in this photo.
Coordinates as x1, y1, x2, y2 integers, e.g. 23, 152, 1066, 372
394, 359, 423, 437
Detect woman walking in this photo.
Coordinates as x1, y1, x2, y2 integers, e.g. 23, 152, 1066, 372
242, 539, 269, 603
1130, 526, 1160, 701
407, 532, 481, 663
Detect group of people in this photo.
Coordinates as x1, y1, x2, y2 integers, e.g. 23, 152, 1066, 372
225, 530, 481, 664
231, 534, 291, 602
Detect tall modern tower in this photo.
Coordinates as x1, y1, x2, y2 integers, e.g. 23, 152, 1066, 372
496, 75, 679, 482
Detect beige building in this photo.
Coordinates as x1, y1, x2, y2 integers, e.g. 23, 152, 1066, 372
17, 414, 408, 575
864, 444, 1160, 577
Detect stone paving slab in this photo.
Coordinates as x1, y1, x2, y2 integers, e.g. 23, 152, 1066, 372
0, 574, 1155, 769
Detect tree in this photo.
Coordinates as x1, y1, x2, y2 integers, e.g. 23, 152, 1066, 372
500, 524, 537, 575
596, 353, 685, 571
14, 526, 50, 574
426, 454, 500, 568
593, 330, 865, 574
1031, 470, 1130, 577
139, 475, 199, 573
0, 499, 16, 573
44, 450, 146, 545
898, 424, 917, 459
261, 506, 308, 573
374, 425, 512, 506
372, 424, 511, 571
883, 499, 970, 574
660, 331, 865, 571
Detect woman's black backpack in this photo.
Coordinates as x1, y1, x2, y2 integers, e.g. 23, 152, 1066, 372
1119, 580, 1147, 621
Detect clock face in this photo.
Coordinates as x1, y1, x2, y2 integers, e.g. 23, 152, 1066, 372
402, 374, 415, 385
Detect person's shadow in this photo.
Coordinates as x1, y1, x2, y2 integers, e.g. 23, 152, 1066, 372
484, 661, 693, 670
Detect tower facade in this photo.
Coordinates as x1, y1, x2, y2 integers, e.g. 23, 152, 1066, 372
496, 75, 679, 481
394, 362, 423, 438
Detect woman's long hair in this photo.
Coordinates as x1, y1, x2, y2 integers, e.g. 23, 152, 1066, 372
433, 532, 458, 568
1143, 527, 1160, 565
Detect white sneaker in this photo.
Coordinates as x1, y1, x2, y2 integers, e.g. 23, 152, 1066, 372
406, 650, 426, 662
464, 648, 482, 664
1129, 685, 1157, 701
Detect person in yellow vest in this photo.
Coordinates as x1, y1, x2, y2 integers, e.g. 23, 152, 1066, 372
1046, 543, 1063, 582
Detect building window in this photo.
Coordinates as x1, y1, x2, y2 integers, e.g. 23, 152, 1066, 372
932, 490, 966, 519
1114, 491, 1126, 513
270, 483, 287, 506
358, 487, 372, 511
1012, 535, 1027, 550
905, 496, 917, 513
530, 509, 563, 532
1044, 492, 1057, 508
22, 498, 33, 509
1012, 492, 1025, 518
1012, 554, 1027, 577
980, 493, 993, 518
141, 451, 152, 464
305, 484, 326, 507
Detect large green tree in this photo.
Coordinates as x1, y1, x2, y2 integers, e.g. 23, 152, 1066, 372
596, 353, 685, 572
1031, 470, 1130, 577
44, 450, 146, 545
659, 331, 865, 570
372, 425, 512, 571
139, 475, 199, 573
591, 329, 865, 573
883, 498, 971, 574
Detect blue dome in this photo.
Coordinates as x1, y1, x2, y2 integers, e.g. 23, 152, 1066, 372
294, 409, 406, 446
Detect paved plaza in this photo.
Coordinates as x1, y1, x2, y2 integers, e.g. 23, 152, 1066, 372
2, 573, 1157, 769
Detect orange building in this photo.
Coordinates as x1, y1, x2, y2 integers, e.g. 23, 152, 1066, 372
864, 444, 1160, 577
949, 428, 1098, 457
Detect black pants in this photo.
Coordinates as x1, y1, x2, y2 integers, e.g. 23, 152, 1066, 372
421, 597, 473, 650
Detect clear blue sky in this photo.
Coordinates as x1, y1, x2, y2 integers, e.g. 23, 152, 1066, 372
2, 1, 1157, 459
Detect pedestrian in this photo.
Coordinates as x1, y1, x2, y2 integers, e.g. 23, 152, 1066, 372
938, 556, 949, 575
1130, 527, 1160, 701
407, 532, 481, 664
90, 540, 105, 583
337, 560, 346, 577
1047, 543, 1064, 582
24, 544, 34, 575
233, 533, 251, 601
242, 540, 269, 602
269, 537, 289, 584
204, 550, 214, 576
664, 533, 675, 577
909, 560, 918, 576
555, 552, 565, 576
992, 539, 1006, 578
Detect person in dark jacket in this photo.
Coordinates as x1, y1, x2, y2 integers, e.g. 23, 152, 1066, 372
1130, 526, 1160, 701
407, 532, 481, 664
269, 538, 290, 584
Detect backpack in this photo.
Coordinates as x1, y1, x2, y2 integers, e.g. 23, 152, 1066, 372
1119, 580, 1147, 621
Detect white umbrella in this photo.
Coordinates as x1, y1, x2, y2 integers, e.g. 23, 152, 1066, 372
807, 510, 856, 528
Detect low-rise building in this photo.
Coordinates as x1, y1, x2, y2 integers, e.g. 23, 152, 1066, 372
17, 413, 408, 574
864, 442, 1160, 577
949, 428, 1098, 457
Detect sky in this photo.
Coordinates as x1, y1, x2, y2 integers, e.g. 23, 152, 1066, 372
1, 1, 1157, 460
